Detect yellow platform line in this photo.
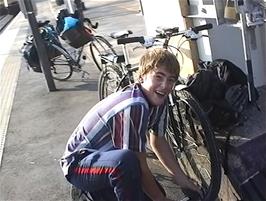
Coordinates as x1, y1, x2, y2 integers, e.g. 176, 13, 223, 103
0, 13, 24, 167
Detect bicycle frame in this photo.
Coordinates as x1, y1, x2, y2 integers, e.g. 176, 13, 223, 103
168, 92, 184, 147
40, 23, 83, 66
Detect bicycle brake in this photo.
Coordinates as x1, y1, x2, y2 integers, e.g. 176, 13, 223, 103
184, 29, 200, 40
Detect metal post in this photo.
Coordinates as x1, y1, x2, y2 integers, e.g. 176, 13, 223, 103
239, 12, 256, 103
64, 0, 85, 20
74, 0, 84, 22
3, 0, 8, 7
22, 0, 56, 92
139, 0, 144, 15
65, 0, 75, 13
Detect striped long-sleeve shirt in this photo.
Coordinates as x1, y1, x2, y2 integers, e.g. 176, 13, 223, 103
61, 83, 168, 176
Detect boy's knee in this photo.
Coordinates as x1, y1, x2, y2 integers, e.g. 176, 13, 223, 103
120, 150, 139, 165
117, 150, 140, 174
111, 150, 142, 189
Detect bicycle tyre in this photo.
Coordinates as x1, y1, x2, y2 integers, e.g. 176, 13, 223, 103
50, 44, 74, 81
98, 65, 124, 100
166, 89, 221, 201
89, 35, 117, 71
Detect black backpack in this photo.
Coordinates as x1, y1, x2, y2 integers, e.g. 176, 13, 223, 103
185, 59, 258, 128
21, 33, 62, 73
21, 36, 42, 73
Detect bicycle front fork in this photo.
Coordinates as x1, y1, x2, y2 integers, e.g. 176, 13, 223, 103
168, 93, 185, 153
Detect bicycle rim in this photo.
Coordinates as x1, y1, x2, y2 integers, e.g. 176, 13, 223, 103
89, 35, 116, 71
167, 90, 221, 201
98, 65, 123, 100
50, 44, 73, 81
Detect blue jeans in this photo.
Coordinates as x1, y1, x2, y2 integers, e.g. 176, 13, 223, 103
68, 149, 147, 201
67, 149, 166, 201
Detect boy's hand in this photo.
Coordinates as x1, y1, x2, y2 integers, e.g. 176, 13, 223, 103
186, 179, 203, 197
181, 187, 203, 201
173, 177, 203, 200
154, 197, 175, 201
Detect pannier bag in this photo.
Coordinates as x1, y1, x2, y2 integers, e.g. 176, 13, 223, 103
185, 59, 259, 128
21, 36, 61, 73
21, 39, 41, 73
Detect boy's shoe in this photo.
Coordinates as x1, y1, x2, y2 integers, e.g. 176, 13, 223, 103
70, 185, 94, 201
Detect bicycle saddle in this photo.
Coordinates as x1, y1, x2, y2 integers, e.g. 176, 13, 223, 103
110, 30, 133, 39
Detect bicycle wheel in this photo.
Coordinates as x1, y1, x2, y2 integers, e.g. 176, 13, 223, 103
98, 65, 124, 100
89, 35, 116, 71
166, 90, 221, 201
50, 44, 74, 81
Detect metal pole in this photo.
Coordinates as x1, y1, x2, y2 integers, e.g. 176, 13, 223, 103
23, 0, 56, 92
3, 0, 8, 7
74, 0, 84, 21
239, 13, 256, 103
65, 0, 75, 13
139, 0, 144, 15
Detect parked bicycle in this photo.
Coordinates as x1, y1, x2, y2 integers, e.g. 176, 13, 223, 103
21, 17, 116, 81
55, 8, 118, 72
97, 24, 222, 201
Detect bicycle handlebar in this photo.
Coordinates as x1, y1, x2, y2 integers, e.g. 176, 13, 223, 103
117, 36, 145, 45
156, 23, 213, 37
116, 23, 213, 47
191, 23, 213, 34
83, 17, 98, 29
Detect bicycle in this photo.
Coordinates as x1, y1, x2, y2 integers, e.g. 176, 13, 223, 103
22, 17, 116, 81
97, 24, 222, 201
55, 8, 117, 72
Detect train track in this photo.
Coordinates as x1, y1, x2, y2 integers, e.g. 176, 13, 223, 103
0, 14, 14, 33
0, 2, 20, 33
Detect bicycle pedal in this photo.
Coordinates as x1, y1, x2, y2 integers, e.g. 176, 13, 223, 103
81, 71, 90, 80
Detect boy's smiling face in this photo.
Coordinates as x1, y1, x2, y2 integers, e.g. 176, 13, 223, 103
140, 66, 177, 106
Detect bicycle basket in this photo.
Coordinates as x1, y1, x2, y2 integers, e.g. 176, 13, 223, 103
61, 25, 93, 48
